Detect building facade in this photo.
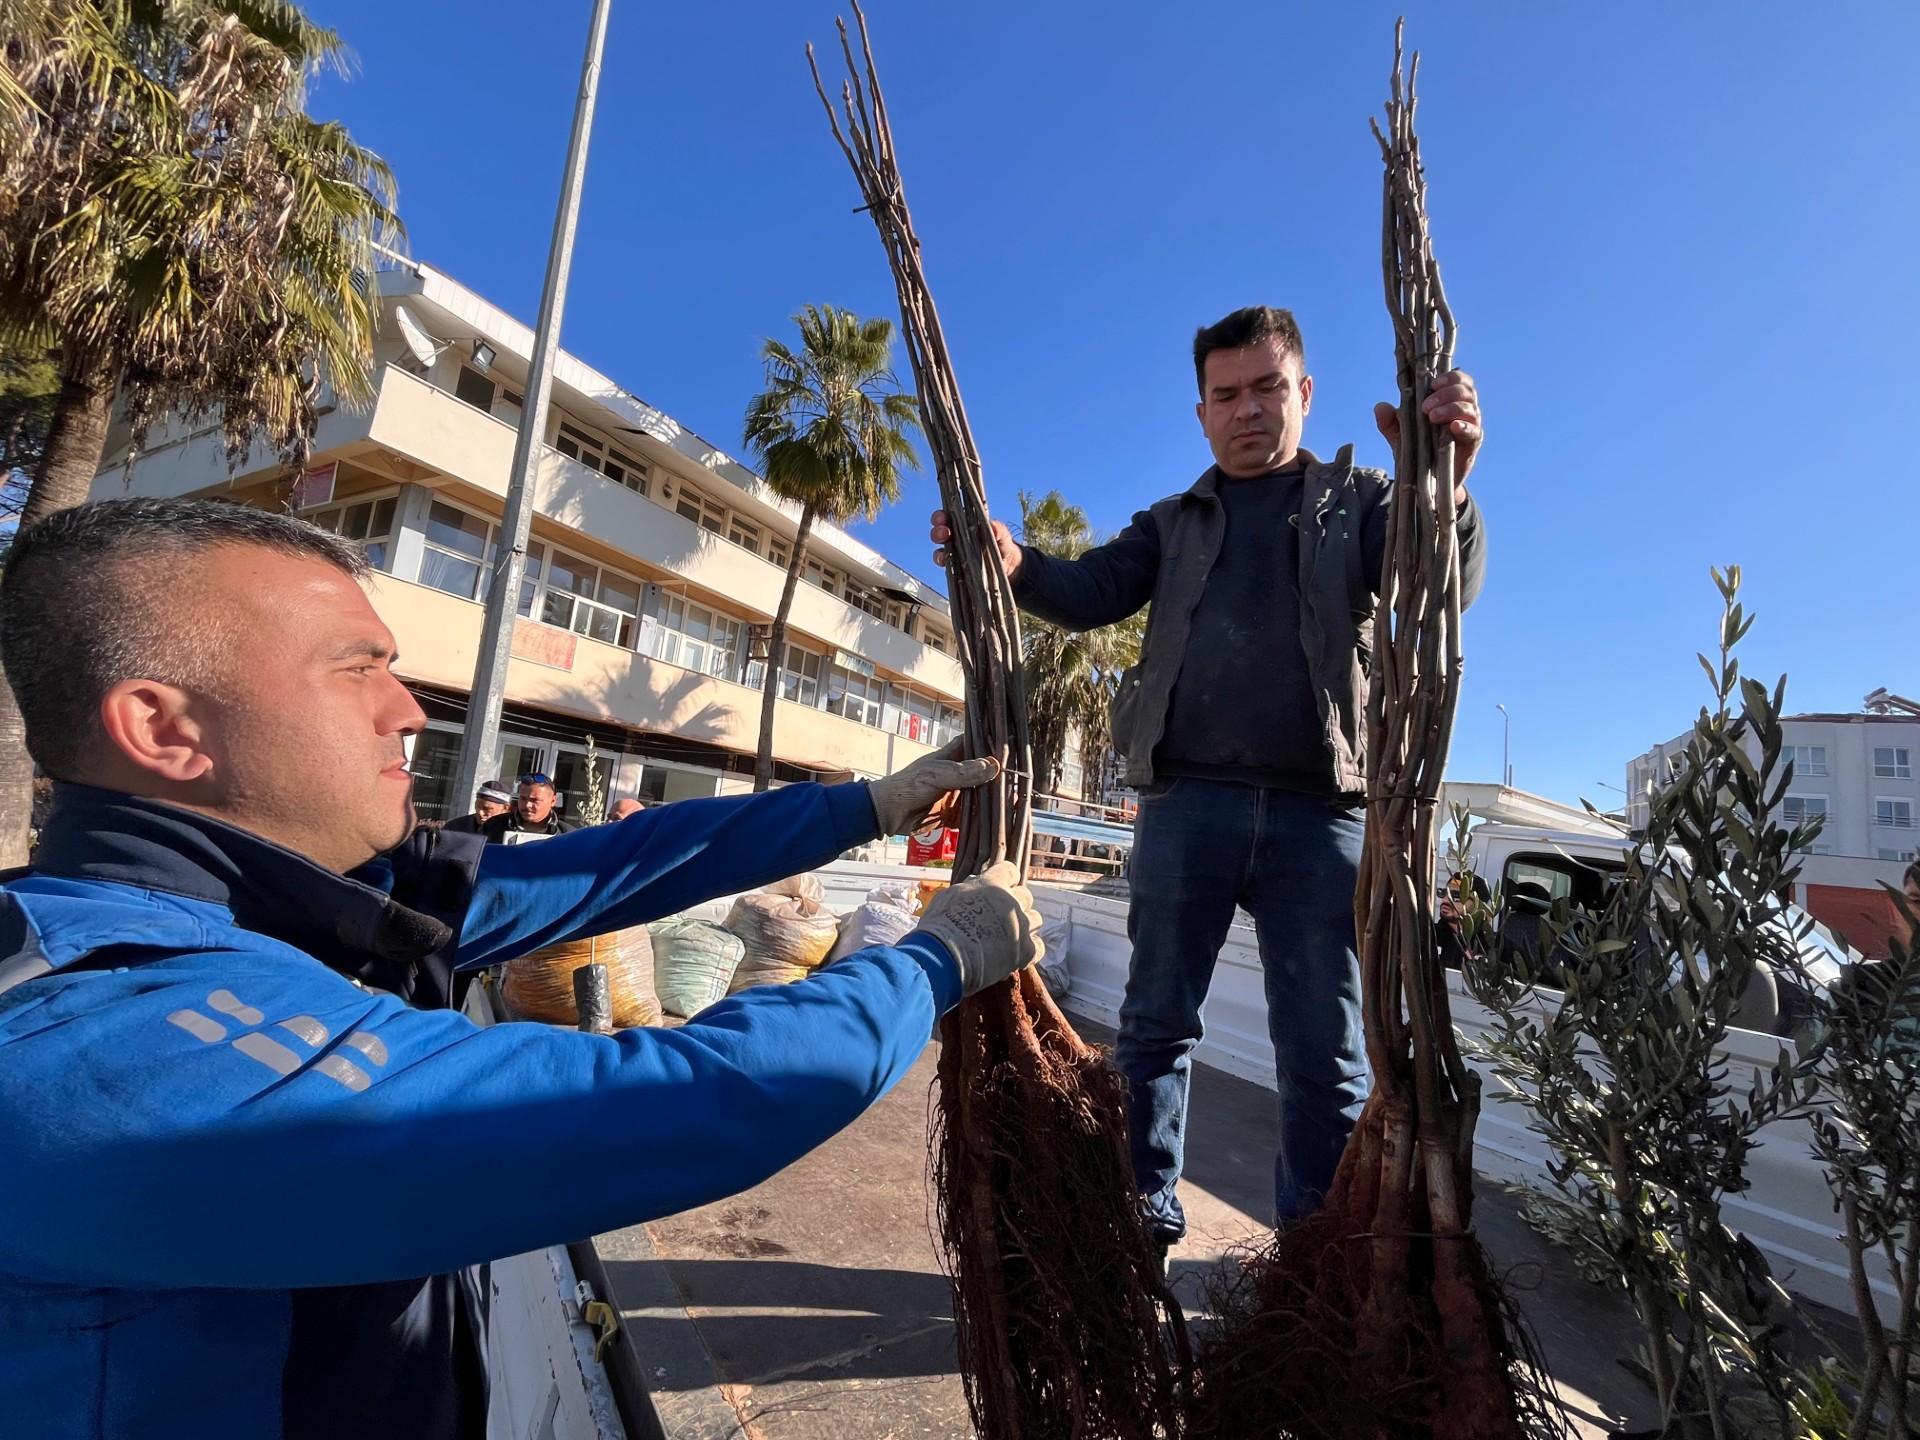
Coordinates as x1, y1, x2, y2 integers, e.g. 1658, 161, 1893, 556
1625, 705, 1919, 954
89, 257, 965, 823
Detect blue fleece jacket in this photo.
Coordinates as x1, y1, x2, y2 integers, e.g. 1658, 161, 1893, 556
0, 781, 960, 1439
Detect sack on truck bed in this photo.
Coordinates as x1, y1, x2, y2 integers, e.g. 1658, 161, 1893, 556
502, 927, 661, 1029
725, 876, 840, 995
650, 919, 745, 1018
828, 885, 918, 964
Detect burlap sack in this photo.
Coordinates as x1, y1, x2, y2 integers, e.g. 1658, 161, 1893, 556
501, 926, 660, 1028
724, 877, 839, 974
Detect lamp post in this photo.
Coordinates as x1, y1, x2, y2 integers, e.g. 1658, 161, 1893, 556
1496, 703, 1511, 789
451, 0, 615, 810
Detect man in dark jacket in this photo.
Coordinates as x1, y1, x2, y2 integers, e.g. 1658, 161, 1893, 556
481, 772, 578, 842
931, 305, 1487, 1245
0, 497, 1043, 1439
443, 779, 512, 834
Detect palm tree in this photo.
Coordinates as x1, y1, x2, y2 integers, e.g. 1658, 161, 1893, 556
0, 0, 397, 862
741, 305, 919, 793
1017, 490, 1143, 802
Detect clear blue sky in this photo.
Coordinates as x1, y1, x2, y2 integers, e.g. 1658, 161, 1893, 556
304, 0, 1919, 809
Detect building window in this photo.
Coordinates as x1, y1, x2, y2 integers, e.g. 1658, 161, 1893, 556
1879, 848, 1917, 863
845, 583, 888, 620
768, 541, 790, 572
454, 365, 496, 412
603, 448, 648, 495
826, 667, 886, 728
921, 626, 949, 656
727, 516, 762, 556
887, 687, 940, 744
555, 421, 606, 468
674, 485, 726, 535
304, 495, 396, 570
1875, 747, 1912, 779
420, 501, 492, 600
407, 727, 465, 823
1782, 795, 1828, 837
803, 557, 843, 596
746, 644, 824, 707
1876, 798, 1915, 830
496, 387, 525, 424
1789, 745, 1828, 777
642, 595, 742, 681
541, 548, 640, 648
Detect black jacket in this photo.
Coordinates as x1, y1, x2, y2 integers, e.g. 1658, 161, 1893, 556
1012, 445, 1486, 792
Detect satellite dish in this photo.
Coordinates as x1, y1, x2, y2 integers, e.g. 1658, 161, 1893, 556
394, 305, 441, 370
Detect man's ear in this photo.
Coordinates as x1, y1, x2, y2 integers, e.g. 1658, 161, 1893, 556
1300, 374, 1313, 416
99, 679, 218, 784
1194, 398, 1206, 429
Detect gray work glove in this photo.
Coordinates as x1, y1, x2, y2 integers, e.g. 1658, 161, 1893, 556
865, 738, 1000, 836
914, 861, 1045, 997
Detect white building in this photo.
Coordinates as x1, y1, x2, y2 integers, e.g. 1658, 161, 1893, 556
89, 256, 965, 822
1625, 699, 1919, 953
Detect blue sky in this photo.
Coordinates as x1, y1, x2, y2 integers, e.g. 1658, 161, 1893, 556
304, 0, 1919, 809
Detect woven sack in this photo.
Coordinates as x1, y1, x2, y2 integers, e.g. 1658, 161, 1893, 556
501, 926, 660, 1029
827, 888, 918, 964
726, 951, 812, 995
724, 877, 839, 974
650, 918, 745, 1018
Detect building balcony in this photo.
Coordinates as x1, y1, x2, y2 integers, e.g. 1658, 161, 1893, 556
93, 363, 963, 702
370, 573, 938, 778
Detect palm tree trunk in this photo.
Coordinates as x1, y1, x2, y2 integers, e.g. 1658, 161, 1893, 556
0, 353, 115, 863
752, 504, 816, 793
25, 352, 115, 525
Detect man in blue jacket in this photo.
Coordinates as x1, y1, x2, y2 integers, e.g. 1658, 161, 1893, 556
931, 306, 1486, 1252
0, 497, 1041, 1439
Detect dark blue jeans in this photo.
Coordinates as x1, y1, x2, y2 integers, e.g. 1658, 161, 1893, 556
1115, 778, 1369, 1239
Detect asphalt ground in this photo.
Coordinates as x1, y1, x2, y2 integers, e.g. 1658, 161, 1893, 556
591, 1009, 1681, 1439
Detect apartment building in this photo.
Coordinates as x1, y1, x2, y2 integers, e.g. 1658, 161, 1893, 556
1625, 701, 1919, 952
88, 257, 965, 822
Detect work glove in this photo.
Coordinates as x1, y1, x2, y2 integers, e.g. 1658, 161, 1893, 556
865, 738, 1000, 836
913, 861, 1045, 997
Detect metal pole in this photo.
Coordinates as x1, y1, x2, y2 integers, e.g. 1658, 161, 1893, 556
1496, 703, 1510, 789
451, 0, 614, 811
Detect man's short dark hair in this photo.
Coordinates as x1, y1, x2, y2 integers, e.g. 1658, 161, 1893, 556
0, 497, 370, 779
1193, 306, 1306, 395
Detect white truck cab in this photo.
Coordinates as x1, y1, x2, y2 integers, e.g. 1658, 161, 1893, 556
1440, 782, 1856, 1035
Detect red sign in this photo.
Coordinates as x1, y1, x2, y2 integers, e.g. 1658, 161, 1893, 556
511, 618, 577, 671
291, 462, 337, 510
906, 825, 958, 867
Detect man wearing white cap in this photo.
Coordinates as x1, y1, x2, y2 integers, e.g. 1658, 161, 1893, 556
443, 778, 512, 834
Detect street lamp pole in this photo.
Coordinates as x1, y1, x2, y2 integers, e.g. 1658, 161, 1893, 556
1496, 703, 1511, 789
451, 0, 615, 812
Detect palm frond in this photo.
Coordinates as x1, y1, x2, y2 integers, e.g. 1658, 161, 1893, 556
741, 301, 920, 526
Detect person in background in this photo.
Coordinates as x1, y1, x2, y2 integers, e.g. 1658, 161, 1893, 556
608, 798, 647, 822
444, 779, 513, 834
482, 773, 577, 842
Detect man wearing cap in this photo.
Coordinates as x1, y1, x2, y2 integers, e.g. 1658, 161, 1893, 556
443, 779, 512, 834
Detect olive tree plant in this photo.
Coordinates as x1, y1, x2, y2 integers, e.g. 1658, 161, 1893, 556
1460, 568, 1819, 1438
